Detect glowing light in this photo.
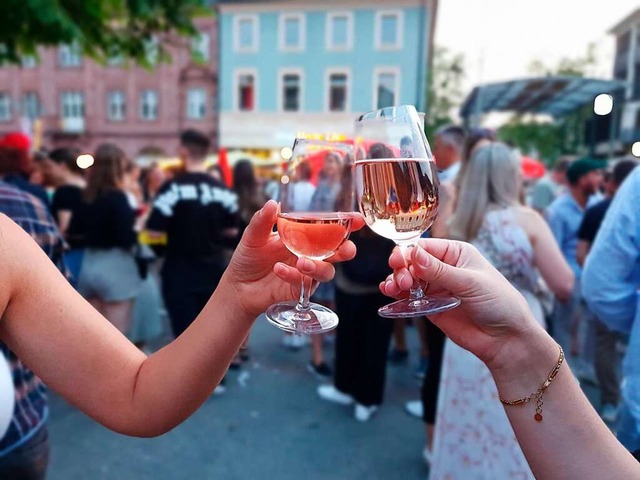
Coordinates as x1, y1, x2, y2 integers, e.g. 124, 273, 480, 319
280, 147, 293, 160
632, 142, 640, 158
281, 174, 290, 185
76, 154, 94, 169
593, 94, 613, 116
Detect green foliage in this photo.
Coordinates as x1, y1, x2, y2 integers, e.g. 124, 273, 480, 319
0, 0, 209, 66
425, 46, 466, 140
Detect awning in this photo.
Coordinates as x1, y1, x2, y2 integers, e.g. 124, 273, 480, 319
460, 76, 625, 119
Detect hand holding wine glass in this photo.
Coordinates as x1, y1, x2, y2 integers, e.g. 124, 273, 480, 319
266, 139, 358, 334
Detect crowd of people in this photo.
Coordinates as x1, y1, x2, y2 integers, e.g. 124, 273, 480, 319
1, 124, 640, 479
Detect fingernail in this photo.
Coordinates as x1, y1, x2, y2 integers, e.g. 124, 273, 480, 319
274, 263, 287, 275
301, 258, 315, 272
415, 246, 428, 264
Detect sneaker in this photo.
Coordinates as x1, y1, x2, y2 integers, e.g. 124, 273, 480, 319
422, 447, 433, 466
388, 348, 409, 364
308, 361, 332, 379
355, 403, 378, 422
290, 334, 307, 350
317, 385, 354, 405
414, 356, 429, 380
405, 400, 423, 419
601, 403, 618, 423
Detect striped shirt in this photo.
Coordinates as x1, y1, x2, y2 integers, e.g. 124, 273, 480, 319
0, 180, 65, 456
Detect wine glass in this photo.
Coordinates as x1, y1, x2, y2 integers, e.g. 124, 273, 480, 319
266, 139, 355, 334
354, 105, 461, 318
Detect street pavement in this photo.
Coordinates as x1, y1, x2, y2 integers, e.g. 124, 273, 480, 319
47, 315, 429, 480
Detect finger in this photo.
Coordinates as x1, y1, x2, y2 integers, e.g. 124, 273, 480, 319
392, 267, 414, 291
411, 244, 470, 293
415, 238, 467, 266
350, 213, 366, 232
240, 200, 278, 248
380, 276, 409, 299
326, 240, 356, 263
274, 263, 320, 291
388, 246, 409, 269
296, 257, 336, 283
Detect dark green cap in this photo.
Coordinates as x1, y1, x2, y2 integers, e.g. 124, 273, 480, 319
566, 158, 607, 185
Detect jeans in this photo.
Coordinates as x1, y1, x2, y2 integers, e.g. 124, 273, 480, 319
0, 426, 50, 480
594, 319, 622, 406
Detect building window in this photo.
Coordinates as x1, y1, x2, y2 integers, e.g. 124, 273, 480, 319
327, 13, 353, 51
375, 11, 403, 50
279, 14, 304, 51
59, 43, 82, 67
187, 88, 207, 119
107, 91, 126, 121
144, 37, 159, 65
282, 73, 301, 112
237, 73, 255, 111
22, 92, 40, 120
21, 56, 37, 68
374, 70, 399, 109
0, 93, 11, 121
61, 92, 85, 119
191, 32, 210, 62
234, 15, 258, 52
328, 72, 348, 112
140, 90, 159, 121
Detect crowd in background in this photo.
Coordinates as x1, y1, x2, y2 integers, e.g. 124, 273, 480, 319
1, 125, 640, 479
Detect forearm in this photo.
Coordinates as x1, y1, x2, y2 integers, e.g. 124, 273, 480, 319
489, 328, 639, 479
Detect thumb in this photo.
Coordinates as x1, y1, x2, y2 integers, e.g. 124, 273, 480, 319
411, 244, 468, 294
240, 200, 278, 248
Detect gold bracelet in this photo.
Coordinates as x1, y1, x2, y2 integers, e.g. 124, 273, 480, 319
498, 344, 564, 422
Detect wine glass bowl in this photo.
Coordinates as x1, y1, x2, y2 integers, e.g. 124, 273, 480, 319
354, 105, 461, 318
266, 139, 355, 334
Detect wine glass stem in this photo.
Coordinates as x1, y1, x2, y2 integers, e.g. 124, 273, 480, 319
296, 275, 312, 313
397, 241, 427, 302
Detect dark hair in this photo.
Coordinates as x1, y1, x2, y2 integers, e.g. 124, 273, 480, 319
370, 143, 395, 159
464, 127, 496, 161
49, 147, 83, 175
400, 136, 413, 147
0, 146, 28, 175
553, 156, 573, 173
180, 129, 210, 161
83, 143, 127, 203
296, 161, 312, 181
233, 159, 265, 223
436, 125, 467, 152
612, 159, 638, 187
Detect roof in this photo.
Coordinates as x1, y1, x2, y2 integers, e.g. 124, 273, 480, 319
609, 7, 640, 35
459, 76, 625, 119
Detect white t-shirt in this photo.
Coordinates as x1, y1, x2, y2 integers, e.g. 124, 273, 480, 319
289, 181, 316, 212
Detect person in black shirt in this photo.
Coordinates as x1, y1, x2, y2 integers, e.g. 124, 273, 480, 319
146, 129, 239, 337
577, 159, 638, 423
76, 144, 141, 335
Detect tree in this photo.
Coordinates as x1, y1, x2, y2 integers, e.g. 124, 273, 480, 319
0, 0, 208, 66
425, 46, 466, 140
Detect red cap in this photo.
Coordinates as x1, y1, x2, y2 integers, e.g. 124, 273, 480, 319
0, 132, 31, 152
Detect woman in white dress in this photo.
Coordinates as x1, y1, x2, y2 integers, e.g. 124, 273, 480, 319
429, 142, 574, 479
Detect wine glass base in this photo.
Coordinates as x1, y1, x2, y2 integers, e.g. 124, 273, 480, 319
378, 296, 461, 318
265, 301, 339, 334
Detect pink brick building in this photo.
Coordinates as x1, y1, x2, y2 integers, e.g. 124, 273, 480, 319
0, 17, 218, 160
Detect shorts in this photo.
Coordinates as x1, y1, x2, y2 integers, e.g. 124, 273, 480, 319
77, 248, 142, 302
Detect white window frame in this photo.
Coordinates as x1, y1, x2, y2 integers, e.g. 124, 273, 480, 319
372, 67, 401, 110
278, 13, 305, 52
0, 93, 11, 121
233, 15, 259, 53
139, 89, 159, 121
325, 68, 351, 113
278, 68, 304, 113
233, 69, 258, 112
59, 43, 82, 67
191, 32, 210, 62
22, 92, 40, 120
21, 56, 37, 68
326, 12, 353, 51
186, 87, 207, 119
107, 90, 126, 122
374, 10, 404, 51
60, 91, 85, 119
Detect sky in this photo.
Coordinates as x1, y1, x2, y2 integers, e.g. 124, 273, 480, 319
435, 0, 639, 121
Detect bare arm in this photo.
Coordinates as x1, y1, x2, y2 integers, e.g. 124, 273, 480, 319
0, 203, 358, 437
56, 210, 72, 236
516, 206, 574, 301
576, 239, 591, 267
431, 181, 455, 239
381, 240, 640, 479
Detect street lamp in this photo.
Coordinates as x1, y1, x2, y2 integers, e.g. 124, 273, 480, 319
594, 94, 613, 116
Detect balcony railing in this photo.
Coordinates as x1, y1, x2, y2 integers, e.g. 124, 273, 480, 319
60, 117, 85, 133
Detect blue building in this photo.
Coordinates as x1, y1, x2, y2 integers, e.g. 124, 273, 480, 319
218, 0, 437, 152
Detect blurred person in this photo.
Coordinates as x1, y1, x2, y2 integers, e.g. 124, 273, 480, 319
317, 227, 395, 422
530, 156, 572, 214
142, 162, 166, 203
0, 200, 357, 478
0, 133, 49, 207
76, 144, 142, 335
577, 160, 638, 424
229, 159, 268, 367
0, 178, 65, 479
306, 151, 343, 378
46, 147, 87, 286
582, 165, 640, 456
381, 239, 640, 480
145, 129, 239, 340
421, 142, 574, 476
545, 158, 604, 379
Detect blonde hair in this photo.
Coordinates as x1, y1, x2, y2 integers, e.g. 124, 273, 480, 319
448, 142, 521, 241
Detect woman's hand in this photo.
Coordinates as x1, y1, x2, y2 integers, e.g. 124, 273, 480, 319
380, 239, 542, 370
223, 200, 362, 318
